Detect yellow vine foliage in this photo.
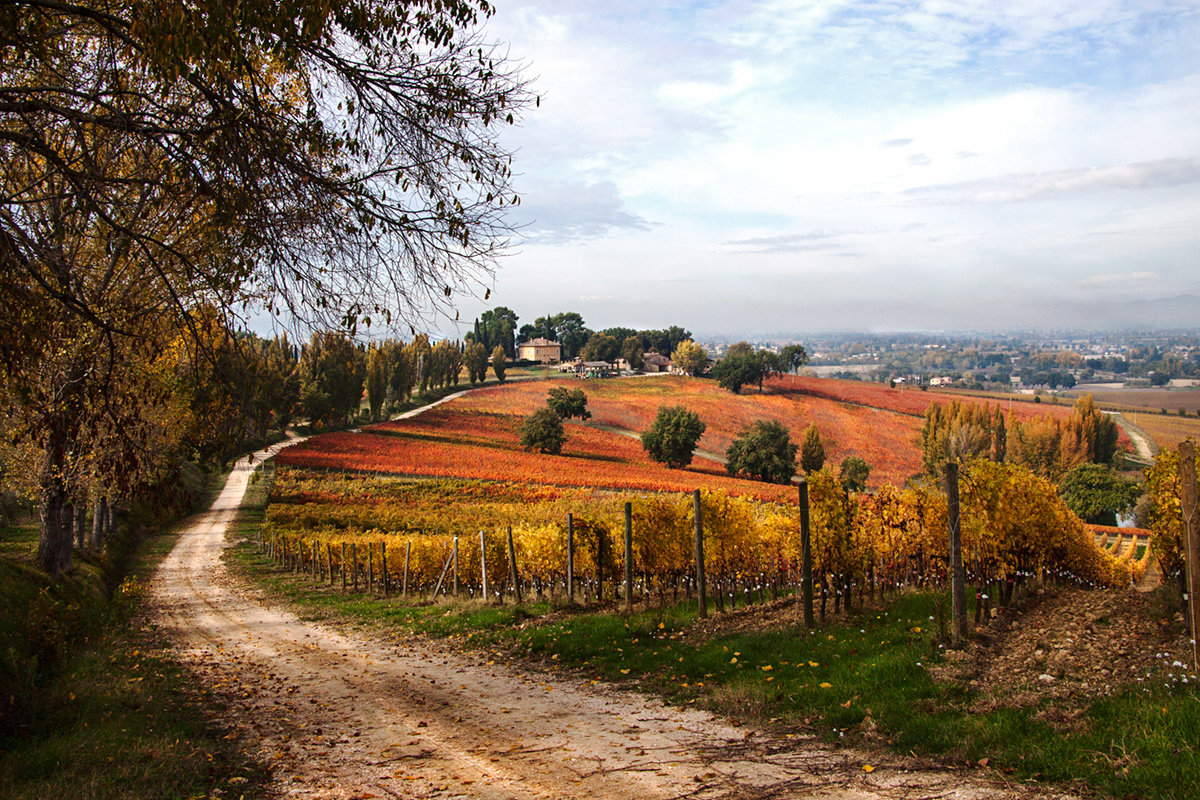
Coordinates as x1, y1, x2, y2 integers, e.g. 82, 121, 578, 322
263, 463, 1128, 593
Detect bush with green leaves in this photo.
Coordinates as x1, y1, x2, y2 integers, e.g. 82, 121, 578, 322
641, 405, 706, 469
546, 386, 591, 420
519, 407, 565, 454
800, 424, 826, 474
725, 420, 797, 484
1058, 462, 1141, 525
839, 456, 870, 492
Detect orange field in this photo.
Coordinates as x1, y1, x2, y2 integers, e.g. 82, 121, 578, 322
441, 376, 926, 486
279, 401, 797, 502
1124, 412, 1200, 452
279, 375, 1086, 494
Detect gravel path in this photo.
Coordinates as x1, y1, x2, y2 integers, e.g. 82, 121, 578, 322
149, 432, 1076, 799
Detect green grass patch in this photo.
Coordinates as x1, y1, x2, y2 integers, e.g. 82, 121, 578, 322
0, 467, 270, 800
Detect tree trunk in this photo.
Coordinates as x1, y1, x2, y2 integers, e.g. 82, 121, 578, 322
36, 424, 73, 578
90, 497, 107, 552
73, 501, 87, 552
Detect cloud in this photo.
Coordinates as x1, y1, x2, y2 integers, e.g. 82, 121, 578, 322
881, 137, 914, 148
516, 180, 652, 243
907, 153, 932, 166
905, 158, 1200, 203
726, 231, 841, 253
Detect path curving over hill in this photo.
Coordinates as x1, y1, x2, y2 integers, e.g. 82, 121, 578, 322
150, 425, 1075, 799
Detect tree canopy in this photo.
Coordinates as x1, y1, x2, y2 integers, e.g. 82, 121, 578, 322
641, 406, 706, 469
711, 344, 784, 393
546, 387, 591, 420
800, 424, 826, 474
2, 0, 530, 576
519, 407, 565, 455
670, 339, 708, 377
1058, 463, 1141, 525
726, 420, 797, 484
839, 456, 871, 493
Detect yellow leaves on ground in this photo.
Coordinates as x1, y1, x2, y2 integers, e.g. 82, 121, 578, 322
819, 682, 832, 689
862, 764, 875, 773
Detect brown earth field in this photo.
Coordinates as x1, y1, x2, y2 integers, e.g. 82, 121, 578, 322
1063, 388, 1200, 416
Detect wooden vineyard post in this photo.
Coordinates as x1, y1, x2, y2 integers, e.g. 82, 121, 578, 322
480, 530, 489, 603
433, 550, 453, 598
368, 546, 374, 593
352, 543, 359, 592
694, 489, 708, 619
799, 480, 814, 629
566, 513, 575, 600
382, 541, 388, 597
341, 542, 347, 592
1180, 441, 1200, 666
452, 536, 459, 598
507, 526, 522, 604
624, 502, 634, 613
595, 524, 605, 603
946, 461, 968, 645
327, 543, 334, 586
403, 541, 412, 598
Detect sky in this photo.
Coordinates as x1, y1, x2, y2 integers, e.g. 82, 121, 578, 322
444, 0, 1200, 338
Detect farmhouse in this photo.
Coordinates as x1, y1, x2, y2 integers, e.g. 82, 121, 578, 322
517, 337, 562, 364
643, 352, 672, 373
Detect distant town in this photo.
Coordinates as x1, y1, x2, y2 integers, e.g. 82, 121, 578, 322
696, 330, 1200, 393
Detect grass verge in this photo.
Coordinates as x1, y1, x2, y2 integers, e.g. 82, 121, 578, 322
0, 471, 271, 800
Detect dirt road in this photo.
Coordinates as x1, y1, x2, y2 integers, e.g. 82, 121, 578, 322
151, 441, 1072, 800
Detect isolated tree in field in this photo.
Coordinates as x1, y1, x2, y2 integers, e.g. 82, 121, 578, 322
726, 420, 797, 484
671, 339, 709, 377
757, 351, 784, 391
621, 336, 645, 370
781, 344, 808, 374
520, 407, 566, 455
641, 406, 706, 469
546, 387, 591, 420
712, 350, 762, 394
1058, 463, 1141, 525
465, 341, 489, 384
839, 456, 871, 493
491, 346, 508, 383
800, 424, 826, 474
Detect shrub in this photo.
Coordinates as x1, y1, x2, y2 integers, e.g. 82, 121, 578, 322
726, 420, 797, 484
641, 405, 706, 469
519, 407, 565, 454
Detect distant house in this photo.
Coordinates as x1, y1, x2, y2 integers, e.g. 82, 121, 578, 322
517, 337, 562, 364
929, 376, 953, 387
643, 352, 672, 373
